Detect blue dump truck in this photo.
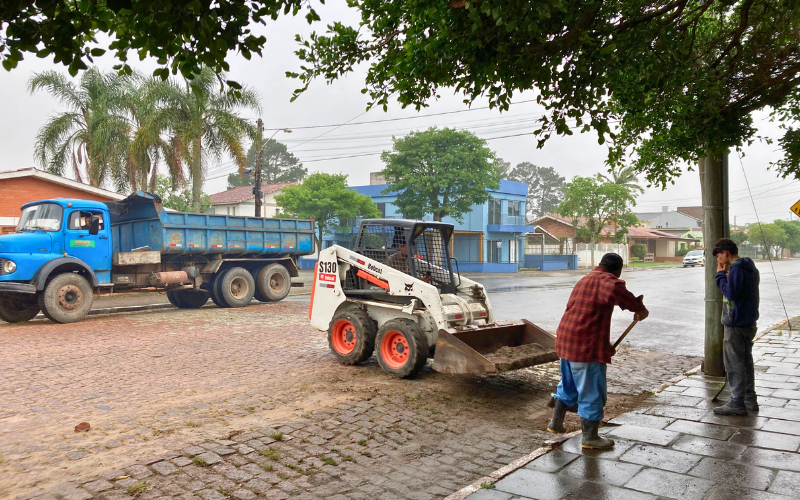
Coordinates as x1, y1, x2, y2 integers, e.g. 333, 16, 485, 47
0, 192, 315, 324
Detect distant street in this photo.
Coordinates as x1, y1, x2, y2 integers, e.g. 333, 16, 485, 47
472, 259, 800, 357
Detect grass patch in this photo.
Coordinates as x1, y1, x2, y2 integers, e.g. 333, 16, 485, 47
331, 448, 340, 454
126, 482, 150, 495
191, 456, 206, 466
285, 463, 297, 469
342, 455, 354, 462
683, 371, 696, 377
277, 472, 290, 480
217, 486, 233, 496
185, 420, 199, 427
437, 395, 452, 402
480, 481, 495, 489
357, 439, 367, 446
628, 261, 677, 267
262, 464, 274, 471
405, 393, 421, 401
321, 456, 337, 466
260, 447, 280, 460
270, 432, 284, 441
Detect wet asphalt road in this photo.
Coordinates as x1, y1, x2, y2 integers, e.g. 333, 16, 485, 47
471, 260, 800, 357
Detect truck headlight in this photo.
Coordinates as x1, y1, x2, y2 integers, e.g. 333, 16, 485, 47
2, 260, 16, 274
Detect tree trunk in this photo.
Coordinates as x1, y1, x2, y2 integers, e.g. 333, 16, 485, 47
317, 225, 324, 253
192, 138, 203, 212
590, 233, 596, 268
700, 153, 727, 377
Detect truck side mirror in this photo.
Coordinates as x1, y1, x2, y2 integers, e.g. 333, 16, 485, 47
89, 216, 101, 235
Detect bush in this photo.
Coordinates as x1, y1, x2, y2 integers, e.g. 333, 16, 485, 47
676, 247, 689, 257
630, 257, 640, 263
631, 244, 648, 260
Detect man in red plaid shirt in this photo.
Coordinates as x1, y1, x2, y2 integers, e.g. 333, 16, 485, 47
547, 253, 648, 449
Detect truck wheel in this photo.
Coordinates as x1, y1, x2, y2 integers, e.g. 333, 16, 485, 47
255, 263, 291, 302
218, 267, 255, 307
209, 271, 227, 307
375, 319, 429, 378
167, 290, 209, 309
38, 273, 93, 324
0, 294, 40, 323
327, 308, 376, 365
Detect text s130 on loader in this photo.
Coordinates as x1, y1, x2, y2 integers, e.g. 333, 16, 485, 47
309, 219, 558, 378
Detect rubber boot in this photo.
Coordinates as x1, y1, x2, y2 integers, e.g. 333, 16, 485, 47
580, 418, 614, 450
547, 398, 570, 434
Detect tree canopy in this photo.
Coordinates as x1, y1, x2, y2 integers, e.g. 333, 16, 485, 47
504, 162, 566, 221
1, 0, 319, 86
292, 1, 800, 185
274, 172, 381, 248
380, 127, 500, 222
154, 175, 211, 213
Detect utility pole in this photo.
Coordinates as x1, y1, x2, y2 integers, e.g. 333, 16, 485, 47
700, 152, 729, 377
254, 118, 264, 218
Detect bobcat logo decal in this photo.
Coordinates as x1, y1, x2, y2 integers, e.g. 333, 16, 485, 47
404, 283, 414, 292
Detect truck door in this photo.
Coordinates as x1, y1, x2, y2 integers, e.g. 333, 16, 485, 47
65, 209, 111, 283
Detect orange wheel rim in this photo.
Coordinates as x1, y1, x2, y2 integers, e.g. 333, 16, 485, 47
332, 319, 357, 355
381, 331, 409, 369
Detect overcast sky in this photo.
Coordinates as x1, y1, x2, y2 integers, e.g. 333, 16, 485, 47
0, 3, 798, 225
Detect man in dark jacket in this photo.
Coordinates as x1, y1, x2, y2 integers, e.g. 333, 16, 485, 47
547, 253, 648, 449
713, 238, 761, 416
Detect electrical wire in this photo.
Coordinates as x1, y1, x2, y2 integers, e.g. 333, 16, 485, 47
736, 151, 792, 329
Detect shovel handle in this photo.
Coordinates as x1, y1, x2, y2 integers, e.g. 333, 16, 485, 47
613, 320, 638, 349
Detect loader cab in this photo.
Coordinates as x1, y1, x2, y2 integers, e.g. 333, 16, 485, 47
354, 219, 458, 294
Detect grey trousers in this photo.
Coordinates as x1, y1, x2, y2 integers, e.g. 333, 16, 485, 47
723, 325, 758, 404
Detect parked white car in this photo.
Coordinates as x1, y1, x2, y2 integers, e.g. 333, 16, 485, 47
683, 249, 705, 267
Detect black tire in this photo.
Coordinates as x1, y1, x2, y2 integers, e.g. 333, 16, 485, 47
209, 272, 226, 307
167, 290, 209, 309
0, 294, 40, 323
218, 267, 255, 308
327, 308, 377, 365
38, 273, 93, 324
255, 263, 292, 302
375, 319, 429, 378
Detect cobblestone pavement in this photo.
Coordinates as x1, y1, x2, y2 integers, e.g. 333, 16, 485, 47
0, 302, 700, 500
465, 319, 800, 500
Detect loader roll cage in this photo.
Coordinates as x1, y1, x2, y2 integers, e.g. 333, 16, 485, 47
354, 219, 459, 294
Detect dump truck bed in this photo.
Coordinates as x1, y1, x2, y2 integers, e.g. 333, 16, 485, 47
106, 194, 314, 258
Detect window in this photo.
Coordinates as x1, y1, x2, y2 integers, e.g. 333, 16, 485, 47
508, 200, 521, 217
488, 199, 501, 225
487, 239, 501, 263
206, 207, 215, 215
226, 206, 237, 216
453, 233, 480, 263
16, 203, 63, 232
376, 202, 386, 218
67, 210, 104, 231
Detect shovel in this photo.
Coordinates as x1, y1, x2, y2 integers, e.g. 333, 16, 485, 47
547, 318, 639, 409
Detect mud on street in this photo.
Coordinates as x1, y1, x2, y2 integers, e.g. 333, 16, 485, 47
0, 302, 701, 500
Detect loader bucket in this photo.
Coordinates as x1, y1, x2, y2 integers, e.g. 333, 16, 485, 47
431, 319, 558, 375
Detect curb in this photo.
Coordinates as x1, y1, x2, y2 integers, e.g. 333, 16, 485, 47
32, 292, 314, 320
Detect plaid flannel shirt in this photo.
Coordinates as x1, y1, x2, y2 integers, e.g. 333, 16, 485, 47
556, 267, 645, 364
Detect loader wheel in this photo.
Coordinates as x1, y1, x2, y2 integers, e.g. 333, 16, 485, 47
255, 263, 291, 302
328, 309, 376, 365
376, 319, 429, 378
167, 290, 209, 309
0, 294, 40, 323
38, 273, 93, 324
218, 267, 255, 308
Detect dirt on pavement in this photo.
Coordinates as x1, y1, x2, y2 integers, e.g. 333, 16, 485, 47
0, 302, 700, 499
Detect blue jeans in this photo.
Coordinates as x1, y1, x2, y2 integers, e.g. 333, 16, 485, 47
555, 359, 607, 422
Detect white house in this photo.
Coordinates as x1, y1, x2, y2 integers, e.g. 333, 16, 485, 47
208, 183, 295, 217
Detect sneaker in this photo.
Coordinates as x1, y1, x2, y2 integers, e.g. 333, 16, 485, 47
745, 401, 759, 412
713, 403, 748, 416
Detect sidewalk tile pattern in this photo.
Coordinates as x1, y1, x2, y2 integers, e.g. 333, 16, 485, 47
469, 329, 800, 500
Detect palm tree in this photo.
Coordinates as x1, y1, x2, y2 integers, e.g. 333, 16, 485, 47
601, 165, 645, 195
29, 69, 132, 188
159, 68, 260, 211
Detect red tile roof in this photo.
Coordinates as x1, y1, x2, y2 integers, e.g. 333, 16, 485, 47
210, 183, 296, 204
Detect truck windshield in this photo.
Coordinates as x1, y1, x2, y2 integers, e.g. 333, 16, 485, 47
17, 203, 64, 232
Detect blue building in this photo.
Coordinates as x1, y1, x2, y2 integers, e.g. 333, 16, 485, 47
322, 179, 536, 273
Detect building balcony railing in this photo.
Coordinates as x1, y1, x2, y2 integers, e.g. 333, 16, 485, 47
488, 214, 527, 226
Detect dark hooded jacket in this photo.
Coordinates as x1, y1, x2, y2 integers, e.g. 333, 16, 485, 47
715, 257, 760, 327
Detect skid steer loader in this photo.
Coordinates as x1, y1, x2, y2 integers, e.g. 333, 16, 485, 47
309, 219, 558, 378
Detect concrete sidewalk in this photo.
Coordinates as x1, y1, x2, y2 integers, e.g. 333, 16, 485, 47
455, 319, 800, 500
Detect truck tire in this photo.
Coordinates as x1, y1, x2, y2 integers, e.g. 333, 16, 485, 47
0, 294, 40, 323
38, 273, 94, 324
209, 272, 226, 307
327, 308, 376, 365
167, 290, 209, 309
375, 319, 429, 378
255, 263, 291, 302
218, 267, 255, 308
